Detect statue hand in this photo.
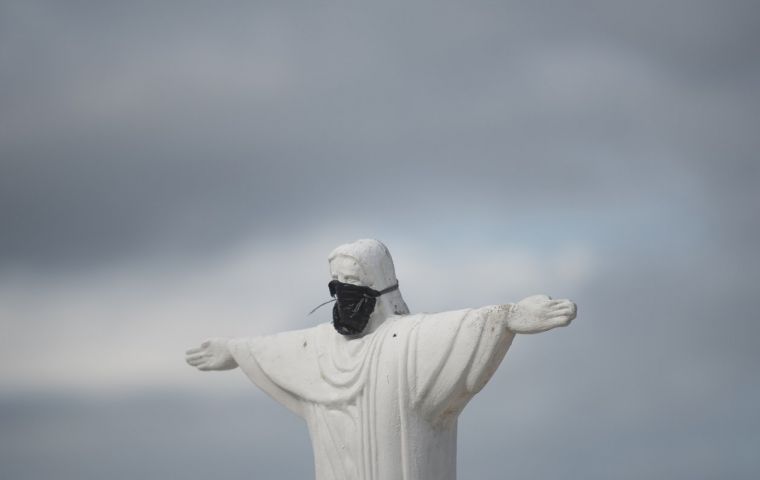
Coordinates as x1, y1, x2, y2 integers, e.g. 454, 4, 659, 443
507, 294, 576, 334
185, 337, 238, 371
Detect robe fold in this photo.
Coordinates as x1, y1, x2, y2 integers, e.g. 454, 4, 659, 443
228, 306, 515, 480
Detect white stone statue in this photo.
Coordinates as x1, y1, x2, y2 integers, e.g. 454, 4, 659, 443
185, 239, 576, 480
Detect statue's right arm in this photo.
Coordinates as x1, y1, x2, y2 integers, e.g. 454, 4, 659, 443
186, 336, 305, 417
185, 337, 239, 371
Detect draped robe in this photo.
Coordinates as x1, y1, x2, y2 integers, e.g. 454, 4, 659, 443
228, 306, 515, 480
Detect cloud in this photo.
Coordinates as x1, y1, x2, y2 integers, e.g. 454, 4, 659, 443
0, 0, 758, 478
1, 0, 757, 268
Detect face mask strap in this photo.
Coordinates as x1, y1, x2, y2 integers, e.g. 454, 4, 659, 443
375, 283, 399, 296
308, 281, 399, 316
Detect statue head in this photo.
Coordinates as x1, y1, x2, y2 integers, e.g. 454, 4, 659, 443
328, 239, 410, 334
329, 239, 398, 290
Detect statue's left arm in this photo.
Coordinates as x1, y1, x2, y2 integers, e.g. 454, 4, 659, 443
503, 294, 576, 334
410, 294, 576, 425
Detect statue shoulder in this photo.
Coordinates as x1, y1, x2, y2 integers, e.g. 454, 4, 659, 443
416, 308, 474, 325
379, 309, 473, 337
229, 324, 324, 356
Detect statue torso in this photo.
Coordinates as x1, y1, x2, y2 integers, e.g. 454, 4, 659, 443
230, 308, 514, 480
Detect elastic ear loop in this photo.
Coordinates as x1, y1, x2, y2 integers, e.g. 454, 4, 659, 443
375, 283, 399, 296
307, 283, 399, 315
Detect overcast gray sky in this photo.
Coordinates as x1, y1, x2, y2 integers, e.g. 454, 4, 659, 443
1, 0, 759, 478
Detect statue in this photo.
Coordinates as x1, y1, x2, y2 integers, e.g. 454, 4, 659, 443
185, 239, 576, 480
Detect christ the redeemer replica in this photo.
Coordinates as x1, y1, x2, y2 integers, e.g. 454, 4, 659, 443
185, 239, 577, 480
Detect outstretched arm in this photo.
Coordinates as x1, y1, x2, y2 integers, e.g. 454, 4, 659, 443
413, 295, 575, 424
185, 337, 239, 371
502, 294, 576, 333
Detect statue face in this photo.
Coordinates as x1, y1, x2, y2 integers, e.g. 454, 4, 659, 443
329, 255, 370, 287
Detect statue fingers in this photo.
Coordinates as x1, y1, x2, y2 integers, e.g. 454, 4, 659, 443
186, 356, 206, 367
549, 302, 576, 315
549, 312, 575, 326
185, 346, 203, 355
186, 352, 206, 362
549, 299, 573, 308
561, 301, 577, 317
547, 307, 575, 318
186, 357, 210, 365
546, 313, 575, 325
188, 352, 214, 364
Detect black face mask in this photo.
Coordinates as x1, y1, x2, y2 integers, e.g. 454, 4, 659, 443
328, 280, 399, 336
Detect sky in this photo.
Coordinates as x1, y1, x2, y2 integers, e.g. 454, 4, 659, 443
1, 0, 759, 478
